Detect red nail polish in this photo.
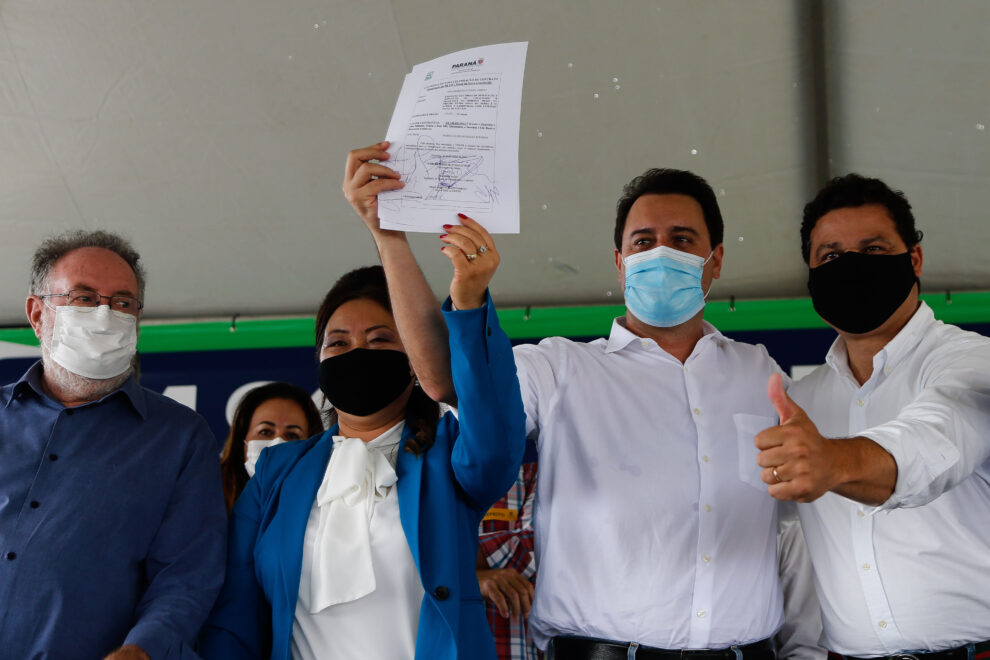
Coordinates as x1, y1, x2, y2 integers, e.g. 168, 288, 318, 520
443, 224, 453, 229
439, 234, 447, 239
457, 213, 467, 219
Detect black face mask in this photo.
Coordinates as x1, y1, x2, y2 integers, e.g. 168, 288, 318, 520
807, 251, 918, 335
318, 348, 413, 416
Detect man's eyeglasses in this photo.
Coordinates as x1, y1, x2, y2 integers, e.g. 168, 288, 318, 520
39, 289, 144, 315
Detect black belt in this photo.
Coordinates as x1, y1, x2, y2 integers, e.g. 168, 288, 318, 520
548, 636, 775, 660
828, 641, 990, 660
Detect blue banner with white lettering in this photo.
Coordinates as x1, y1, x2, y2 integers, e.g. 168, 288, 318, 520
4, 321, 988, 451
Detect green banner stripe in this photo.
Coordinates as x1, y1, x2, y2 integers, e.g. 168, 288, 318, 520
2, 291, 988, 353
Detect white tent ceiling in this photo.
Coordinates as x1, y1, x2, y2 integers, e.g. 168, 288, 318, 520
1, 0, 987, 326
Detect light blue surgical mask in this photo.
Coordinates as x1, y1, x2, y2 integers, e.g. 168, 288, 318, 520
622, 246, 713, 327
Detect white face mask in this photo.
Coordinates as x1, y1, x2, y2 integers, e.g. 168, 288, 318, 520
48, 305, 138, 380
244, 437, 286, 477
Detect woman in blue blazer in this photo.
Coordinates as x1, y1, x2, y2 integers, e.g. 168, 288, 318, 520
199, 264, 525, 659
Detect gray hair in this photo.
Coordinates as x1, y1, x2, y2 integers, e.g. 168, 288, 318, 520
30, 229, 146, 299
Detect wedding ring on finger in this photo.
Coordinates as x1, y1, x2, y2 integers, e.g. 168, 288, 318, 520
772, 468, 781, 483
477, 245, 489, 254
465, 253, 478, 262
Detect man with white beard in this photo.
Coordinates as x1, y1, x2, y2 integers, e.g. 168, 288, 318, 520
0, 230, 226, 660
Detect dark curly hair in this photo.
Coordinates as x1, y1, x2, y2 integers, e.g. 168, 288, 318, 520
315, 265, 439, 455
801, 174, 923, 264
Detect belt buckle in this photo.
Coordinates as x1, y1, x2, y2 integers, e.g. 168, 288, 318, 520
890, 655, 920, 660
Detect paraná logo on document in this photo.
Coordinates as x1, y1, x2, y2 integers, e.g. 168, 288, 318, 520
452, 57, 483, 70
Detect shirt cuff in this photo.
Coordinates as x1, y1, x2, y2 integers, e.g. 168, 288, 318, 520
123, 623, 169, 660
860, 426, 959, 510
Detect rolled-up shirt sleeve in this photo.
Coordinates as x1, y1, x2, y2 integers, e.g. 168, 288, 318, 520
863, 349, 990, 510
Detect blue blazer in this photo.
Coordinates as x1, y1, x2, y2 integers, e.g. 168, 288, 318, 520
199, 298, 526, 660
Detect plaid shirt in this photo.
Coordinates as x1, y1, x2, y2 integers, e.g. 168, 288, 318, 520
478, 462, 540, 660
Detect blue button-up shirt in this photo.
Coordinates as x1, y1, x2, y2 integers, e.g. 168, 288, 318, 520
0, 362, 226, 659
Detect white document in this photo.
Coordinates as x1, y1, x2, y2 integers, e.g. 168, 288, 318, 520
378, 42, 528, 234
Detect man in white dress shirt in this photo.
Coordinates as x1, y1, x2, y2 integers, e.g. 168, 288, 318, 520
343, 143, 819, 659
755, 174, 990, 659
509, 170, 785, 657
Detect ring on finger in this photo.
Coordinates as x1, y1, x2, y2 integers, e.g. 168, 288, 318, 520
465, 253, 478, 262
772, 467, 781, 483
477, 245, 489, 254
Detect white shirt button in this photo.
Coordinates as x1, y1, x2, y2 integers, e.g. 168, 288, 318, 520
702, 455, 710, 463
693, 408, 701, 415
862, 563, 871, 570
704, 504, 712, 513
857, 399, 865, 407
697, 609, 707, 618
857, 509, 866, 518
640, 339, 650, 348
878, 620, 887, 629
702, 554, 711, 564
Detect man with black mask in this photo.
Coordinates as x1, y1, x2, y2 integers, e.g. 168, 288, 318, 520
755, 174, 990, 658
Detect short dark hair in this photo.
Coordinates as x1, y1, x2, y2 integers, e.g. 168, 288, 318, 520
614, 168, 724, 250
31, 229, 146, 298
219, 382, 324, 514
801, 174, 923, 264
313, 265, 438, 456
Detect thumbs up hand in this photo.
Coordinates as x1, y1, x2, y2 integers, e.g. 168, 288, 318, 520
767, 371, 801, 425
755, 373, 839, 502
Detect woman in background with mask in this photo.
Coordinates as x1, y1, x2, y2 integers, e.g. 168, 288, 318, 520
219, 382, 324, 514
199, 265, 525, 660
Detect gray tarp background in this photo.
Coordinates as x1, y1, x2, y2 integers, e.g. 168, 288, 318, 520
1, 1, 987, 325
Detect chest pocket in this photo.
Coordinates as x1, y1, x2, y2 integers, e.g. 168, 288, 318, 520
733, 413, 777, 490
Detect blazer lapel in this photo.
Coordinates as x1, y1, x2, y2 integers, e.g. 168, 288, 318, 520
273, 429, 335, 610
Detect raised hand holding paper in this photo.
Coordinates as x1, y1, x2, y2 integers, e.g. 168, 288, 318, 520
379, 42, 527, 234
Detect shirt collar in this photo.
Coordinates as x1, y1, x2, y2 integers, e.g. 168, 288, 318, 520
605, 316, 724, 355
876, 301, 935, 372
3, 361, 50, 408
604, 317, 641, 353
3, 359, 147, 419
114, 373, 148, 420
825, 301, 935, 381
333, 420, 406, 470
